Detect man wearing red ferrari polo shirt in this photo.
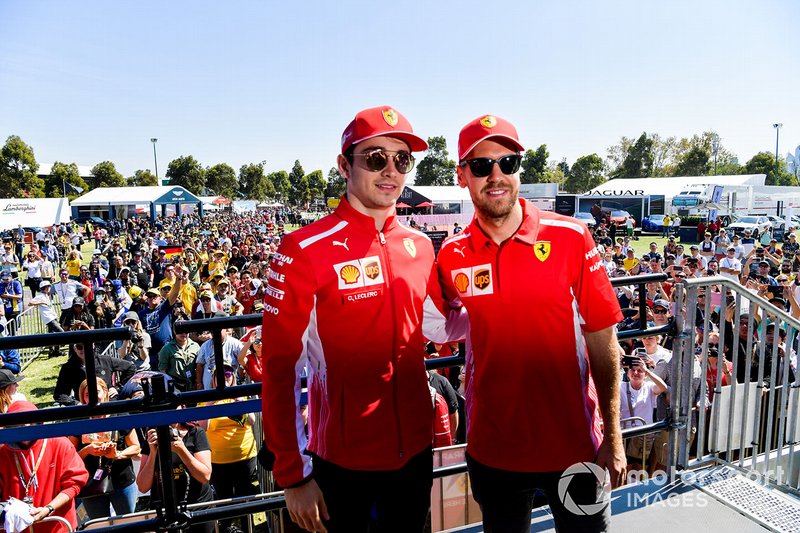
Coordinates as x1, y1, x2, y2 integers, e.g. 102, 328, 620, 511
262, 106, 465, 533
437, 115, 625, 532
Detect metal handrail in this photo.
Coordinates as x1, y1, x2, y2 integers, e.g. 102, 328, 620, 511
670, 275, 800, 493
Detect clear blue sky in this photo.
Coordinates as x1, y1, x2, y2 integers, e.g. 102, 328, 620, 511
1, 0, 798, 183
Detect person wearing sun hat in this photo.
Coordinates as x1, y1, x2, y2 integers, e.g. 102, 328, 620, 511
261, 105, 467, 533
436, 114, 624, 532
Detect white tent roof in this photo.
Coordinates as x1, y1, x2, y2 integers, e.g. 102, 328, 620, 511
406, 186, 472, 203
0, 198, 71, 230
588, 174, 766, 197
70, 186, 197, 207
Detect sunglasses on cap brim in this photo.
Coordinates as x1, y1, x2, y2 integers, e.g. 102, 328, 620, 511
459, 154, 522, 178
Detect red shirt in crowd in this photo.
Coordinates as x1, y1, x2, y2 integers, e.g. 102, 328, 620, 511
0, 437, 89, 533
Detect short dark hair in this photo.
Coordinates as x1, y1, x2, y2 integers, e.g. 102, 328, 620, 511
343, 145, 355, 164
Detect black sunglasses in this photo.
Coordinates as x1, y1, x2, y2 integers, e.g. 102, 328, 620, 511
460, 154, 522, 178
352, 149, 415, 174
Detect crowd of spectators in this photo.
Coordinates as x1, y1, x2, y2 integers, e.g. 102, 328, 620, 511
3, 210, 800, 523
0, 209, 311, 532
589, 221, 800, 478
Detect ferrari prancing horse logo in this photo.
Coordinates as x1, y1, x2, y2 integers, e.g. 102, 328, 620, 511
480, 115, 497, 128
534, 241, 551, 262
382, 108, 399, 126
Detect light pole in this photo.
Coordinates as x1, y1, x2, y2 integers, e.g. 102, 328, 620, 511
151, 138, 159, 185
711, 134, 720, 176
773, 124, 782, 178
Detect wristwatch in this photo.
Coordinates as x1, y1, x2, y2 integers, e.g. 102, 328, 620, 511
45, 505, 55, 515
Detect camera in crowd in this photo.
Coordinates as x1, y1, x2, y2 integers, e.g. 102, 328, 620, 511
131, 332, 143, 345
621, 354, 643, 369
621, 347, 649, 370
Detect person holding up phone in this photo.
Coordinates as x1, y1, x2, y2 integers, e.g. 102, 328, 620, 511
619, 357, 668, 475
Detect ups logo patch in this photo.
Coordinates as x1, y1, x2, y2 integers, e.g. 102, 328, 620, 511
473, 269, 491, 290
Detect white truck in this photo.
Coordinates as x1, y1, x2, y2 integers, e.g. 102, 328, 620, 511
671, 183, 800, 223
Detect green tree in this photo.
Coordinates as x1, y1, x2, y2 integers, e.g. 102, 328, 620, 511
288, 160, 306, 204
564, 154, 606, 193
606, 136, 634, 172
542, 161, 567, 186
414, 136, 456, 186
305, 170, 327, 202
520, 145, 549, 184
715, 160, 742, 176
166, 155, 206, 195
649, 133, 677, 176
0, 135, 43, 197
325, 167, 346, 198
744, 152, 797, 186
205, 163, 238, 198
128, 169, 159, 187
90, 161, 125, 188
45, 162, 89, 199
293, 176, 311, 207
673, 146, 711, 176
239, 163, 275, 201
268, 170, 291, 201
557, 158, 571, 180
610, 133, 655, 178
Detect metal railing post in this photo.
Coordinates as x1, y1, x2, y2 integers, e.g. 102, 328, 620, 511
151, 373, 183, 527
669, 282, 691, 477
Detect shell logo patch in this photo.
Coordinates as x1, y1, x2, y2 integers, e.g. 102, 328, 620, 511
534, 241, 551, 262
454, 272, 470, 293
450, 264, 493, 297
382, 108, 399, 127
333, 256, 385, 290
480, 115, 497, 128
403, 238, 416, 258
340, 264, 361, 285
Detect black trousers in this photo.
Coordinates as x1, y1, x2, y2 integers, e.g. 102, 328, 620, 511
47, 321, 64, 356
26, 277, 41, 297
467, 453, 611, 533
211, 457, 260, 528
313, 447, 433, 533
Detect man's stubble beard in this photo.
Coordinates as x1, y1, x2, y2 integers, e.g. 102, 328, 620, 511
474, 184, 519, 224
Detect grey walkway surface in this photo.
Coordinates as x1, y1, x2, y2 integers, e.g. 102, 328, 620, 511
444, 472, 778, 532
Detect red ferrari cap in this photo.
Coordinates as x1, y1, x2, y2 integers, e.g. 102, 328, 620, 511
341, 106, 428, 154
458, 114, 525, 160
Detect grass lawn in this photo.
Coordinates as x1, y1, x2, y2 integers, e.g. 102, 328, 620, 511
18, 351, 67, 408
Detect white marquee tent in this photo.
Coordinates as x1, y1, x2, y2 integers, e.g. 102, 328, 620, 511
0, 198, 71, 231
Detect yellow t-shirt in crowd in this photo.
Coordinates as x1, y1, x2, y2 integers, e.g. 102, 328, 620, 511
623, 258, 640, 272
204, 400, 256, 464
66, 258, 82, 277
